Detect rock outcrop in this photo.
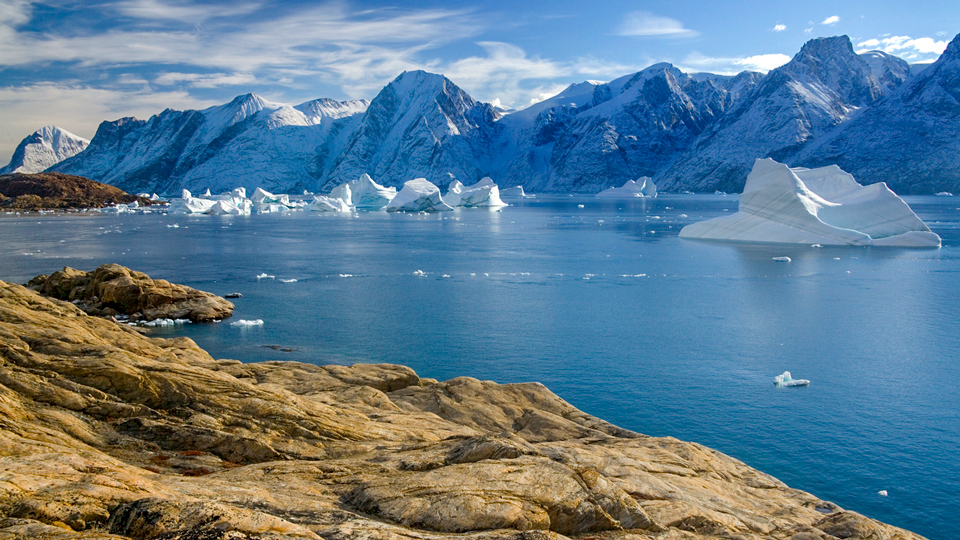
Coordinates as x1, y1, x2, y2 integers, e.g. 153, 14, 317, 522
0, 276, 925, 540
0, 172, 153, 210
27, 264, 234, 322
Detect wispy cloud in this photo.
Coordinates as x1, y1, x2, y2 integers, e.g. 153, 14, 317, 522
680, 51, 789, 75
155, 72, 259, 88
773, 24, 786, 32
114, 0, 263, 24
856, 35, 948, 59
616, 11, 699, 38
821, 15, 840, 26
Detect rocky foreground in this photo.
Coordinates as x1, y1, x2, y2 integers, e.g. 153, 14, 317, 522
0, 277, 924, 539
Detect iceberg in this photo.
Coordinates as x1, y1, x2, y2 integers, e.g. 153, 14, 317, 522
679, 159, 942, 247
230, 319, 264, 327
385, 179, 454, 212
500, 185, 533, 198
456, 177, 507, 207
251, 187, 290, 206
309, 195, 351, 213
331, 174, 397, 208
444, 180, 464, 207
596, 177, 657, 198
773, 371, 810, 387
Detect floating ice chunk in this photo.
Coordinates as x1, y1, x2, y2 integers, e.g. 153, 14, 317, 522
202, 189, 213, 197
339, 274, 353, 278
596, 177, 657, 198
457, 177, 507, 207
386, 179, 454, 212
331, 173, 397, 208
230, 319, 264, 327
166, 224, 180, 228
500, 185, 533, 198
251, 187, 290, 205
935, 192, 953, 196
256, 273, 275, 280
206, 198, 252, 215
878, 490, 888, 496
279, 278, 298, 283
772, 256, 791, 262
412, 270, 426, 277
577, 204, 585, 208
133, 318, 190, 327
680, 159, 942, 247
309, 195, 351, 213
773, 371, 810, 387
444, 180, 464, 207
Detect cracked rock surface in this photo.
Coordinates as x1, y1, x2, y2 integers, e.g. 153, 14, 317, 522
0, 278, 924, 539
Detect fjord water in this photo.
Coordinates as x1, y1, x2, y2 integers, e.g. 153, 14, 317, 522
2, 195, 958, 540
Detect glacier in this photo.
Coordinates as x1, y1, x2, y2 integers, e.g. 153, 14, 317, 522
385, 179, 454, 212
596, 177, 657, 198
679, 158, 942, 247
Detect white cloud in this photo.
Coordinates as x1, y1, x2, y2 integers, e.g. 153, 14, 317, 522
855, 35, 948, 59
0, 84, 219, 165
821, 15, 840, 26
804, 27, 813, 34
773, 24, 786, 32
114, 0, 263, 23
736, 53, 791, 71
680, 51, 790, 75
154, 72, 258, 88
616, 11, 699, 38
529, 84, 571, 106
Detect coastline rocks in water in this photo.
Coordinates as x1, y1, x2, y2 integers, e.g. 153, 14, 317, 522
680, 158, 942, 247
27, 263, 234, 322
0, 274, 927, 540
0, 172, 155, 210
596, 177, 657, 198
385, 178, 454, 212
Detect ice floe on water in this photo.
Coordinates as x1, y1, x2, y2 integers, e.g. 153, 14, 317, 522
279, 278, 298, 283
412, 270, 427, 277
772, 257, 791, 262
256, 273, 275, 280
230, 319, 264, 327
130, 318, 190, 327
774, 371, 810, 387
680, 158, 942, 247
596, 177, 657, 198
387, 179, 454, 212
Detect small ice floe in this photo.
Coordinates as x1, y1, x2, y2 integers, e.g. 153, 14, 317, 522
224, 293, 242, 298
811, 244, 822, 248
878, 490, 888, 497
413, 270, 426, 277
935, 192, 953, 196
167, 224, 180, 228
774, 371, 810, 387
577, 204, 585, 208
442, 274, 451, 278
131, 318, 190, 327
279, 278, 298, 283
339, 274, 354, 278
256, 273, 275, 280
230, 319, 264, 327
772, 256, 792, 262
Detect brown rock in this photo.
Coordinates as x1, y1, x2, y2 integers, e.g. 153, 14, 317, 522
0, 172, 157, 210
29, 264, 233, 322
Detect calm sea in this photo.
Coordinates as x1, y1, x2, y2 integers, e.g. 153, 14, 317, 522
2, 194, 958, 540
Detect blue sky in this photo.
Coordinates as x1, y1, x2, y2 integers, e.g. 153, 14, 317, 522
0, 0, 955, 164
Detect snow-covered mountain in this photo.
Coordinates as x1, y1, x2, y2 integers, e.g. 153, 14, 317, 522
320, 71, 500, 192
494, 65, 763, 192
51, 94, 369, 194
0, 126, 88, 175
18, 33, 959, 195
655, 36, 899, 193
795, 33, 960, 194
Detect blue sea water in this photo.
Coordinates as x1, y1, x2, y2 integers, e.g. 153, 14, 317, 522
1, 194, 958, 540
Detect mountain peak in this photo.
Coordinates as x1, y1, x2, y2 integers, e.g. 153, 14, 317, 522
0, 125, 89, 175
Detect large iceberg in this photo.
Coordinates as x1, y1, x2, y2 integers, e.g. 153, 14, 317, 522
331, 174, 397, 208
456, 177, 507, 207
385, 178, 454, 212
596, 177, 657, 198
679, 159, 941, 247
444, 180, 464, 207
309, 195, 352, 212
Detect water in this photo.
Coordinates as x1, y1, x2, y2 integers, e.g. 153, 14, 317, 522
2, 195, 958, 540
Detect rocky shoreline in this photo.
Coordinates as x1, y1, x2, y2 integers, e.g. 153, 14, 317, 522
0, 172, 159, 211
0, 271, 925, 539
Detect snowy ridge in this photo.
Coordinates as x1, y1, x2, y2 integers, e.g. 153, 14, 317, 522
25, 33, 960, 195
1, 126, 89, 174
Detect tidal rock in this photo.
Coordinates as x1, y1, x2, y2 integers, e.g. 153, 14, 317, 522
28, 263, 235, 322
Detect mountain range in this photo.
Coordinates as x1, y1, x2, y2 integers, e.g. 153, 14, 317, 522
5, 33, 959, 195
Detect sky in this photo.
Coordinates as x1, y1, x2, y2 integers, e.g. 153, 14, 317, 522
0, 0, 956, 165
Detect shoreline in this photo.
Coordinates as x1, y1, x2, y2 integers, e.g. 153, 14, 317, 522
0, 272, 927, 540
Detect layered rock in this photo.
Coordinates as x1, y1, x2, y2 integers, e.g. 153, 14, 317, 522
0, 275, 925, 540
27, 264, 234, 322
